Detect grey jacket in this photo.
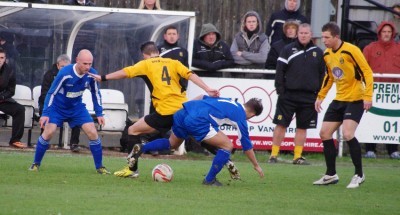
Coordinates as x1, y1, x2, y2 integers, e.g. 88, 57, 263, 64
230, 11, 270, 66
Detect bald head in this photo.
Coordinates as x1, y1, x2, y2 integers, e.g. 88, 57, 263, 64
75, 49, 93, 75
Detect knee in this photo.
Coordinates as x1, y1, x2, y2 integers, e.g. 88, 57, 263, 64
86, 129, 98, 140
342, 131, 354, 141
16, 104, 25, 114
319, 129, 331, 140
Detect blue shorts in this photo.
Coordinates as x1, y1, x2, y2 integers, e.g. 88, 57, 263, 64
172, 109, 218, 142
47, 105, 94, 128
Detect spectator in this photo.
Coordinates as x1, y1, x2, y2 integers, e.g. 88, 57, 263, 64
390, 3, 400, 42
0, 47, 26, 148
265, 19, 299, 70
158, 25, 189, 92
313, 22, 373, 189
265, 0, 308, 45
138, 0, 161, 10
39, 54, 82, 152
362, 21, 400, 159
64, 0, 95, 6
192, 23, 234, 77
230, 11, 270, 69
268, 23, 325, 165
0, 32, 19, 72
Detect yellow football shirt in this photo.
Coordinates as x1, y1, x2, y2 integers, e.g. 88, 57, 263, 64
318, 42, 374, 102
123, 57, 193, 115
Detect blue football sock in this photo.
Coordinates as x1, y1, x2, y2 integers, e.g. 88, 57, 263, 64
205, 149, 231, 182
89, 138, 103, 169
142, 138, 170, 153
33, 136, 50, 165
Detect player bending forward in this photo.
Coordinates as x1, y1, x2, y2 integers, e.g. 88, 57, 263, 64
128, 95, 264, 186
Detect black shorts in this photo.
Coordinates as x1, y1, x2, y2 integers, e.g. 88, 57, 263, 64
272, 92, 318, 129
323, 100, 364, 123
144, 112, 174, 133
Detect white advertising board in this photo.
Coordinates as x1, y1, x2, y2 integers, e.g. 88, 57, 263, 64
187, 77, 336, 152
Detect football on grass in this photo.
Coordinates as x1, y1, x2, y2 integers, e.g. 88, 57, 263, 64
152, 163, 173, 182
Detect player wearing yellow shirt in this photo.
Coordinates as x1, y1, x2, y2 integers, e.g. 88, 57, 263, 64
313, 22, 373, 189
90, 41, 219, 177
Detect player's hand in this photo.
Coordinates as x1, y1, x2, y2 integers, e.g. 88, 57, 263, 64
315, 99, 323, 113
39, 116, 49, 128
206, 89, 220, 97
364, 100, 372, 112
254, 164, 264, 178
88, 73, 101, 82
97, 116, 105, 126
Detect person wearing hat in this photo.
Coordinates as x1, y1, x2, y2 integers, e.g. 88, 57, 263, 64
265, 0, 308, 45
231, 10, 270, 69
192, 23, 234, 77
265, 19, 299, 71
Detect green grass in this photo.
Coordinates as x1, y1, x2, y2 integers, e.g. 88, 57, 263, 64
0, 150, 399, 215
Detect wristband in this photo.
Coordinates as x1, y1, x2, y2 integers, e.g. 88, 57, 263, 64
101, 75, 107, 81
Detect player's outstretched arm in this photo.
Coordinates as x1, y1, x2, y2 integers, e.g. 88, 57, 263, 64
244, 149, 264, 178
89, 70, 128, 82
188, 73, 220, 97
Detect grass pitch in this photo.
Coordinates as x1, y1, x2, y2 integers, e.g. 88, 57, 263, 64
0, 150, 399, 215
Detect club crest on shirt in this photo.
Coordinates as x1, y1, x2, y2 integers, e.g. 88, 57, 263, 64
332, 67, 344, 79
85, 81, 89, 88
313, 51, 316, 57
339, 57, 344, 64
179, 52, 183, 57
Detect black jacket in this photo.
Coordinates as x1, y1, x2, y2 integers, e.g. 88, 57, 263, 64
64, 0, 95, 6
265, 36, 296, 69
0, 63, 16, 103
192, 39, 234, 72
38, 63, 59, 113
158, 41, 188, 67
265, 9, 308, 45
275, 39, 325, 96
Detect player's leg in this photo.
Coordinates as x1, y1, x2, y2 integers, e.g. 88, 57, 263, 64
342, 101, 365, 188
270, 95, 294, 163
29, 123, 58, 171
293, 103, 316, 165
80, 122, 109, 174
313, 121, 341, 185
199, 141, 240, 180
270, 125, 286, 163
293, 128, 308, 164
202, 131, 233, 186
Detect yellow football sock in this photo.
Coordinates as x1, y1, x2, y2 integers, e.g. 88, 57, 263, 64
294, 146, 304, 160
271, 145, 280, 157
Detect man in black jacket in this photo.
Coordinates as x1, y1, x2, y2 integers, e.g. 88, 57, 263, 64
0, 47, 26, 148
64, 0, 95, 6
192, 23, 234, 77
269, 23, 325, 165
39, 54, 81, 152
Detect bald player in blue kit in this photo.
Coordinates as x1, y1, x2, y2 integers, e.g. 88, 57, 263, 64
29, 49, 110, 174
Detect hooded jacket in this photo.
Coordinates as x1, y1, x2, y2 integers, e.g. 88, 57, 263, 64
230, 11, 270, 67
265, 0, 308, 45
192, 23, 234, 73
363, 21, 400, 81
